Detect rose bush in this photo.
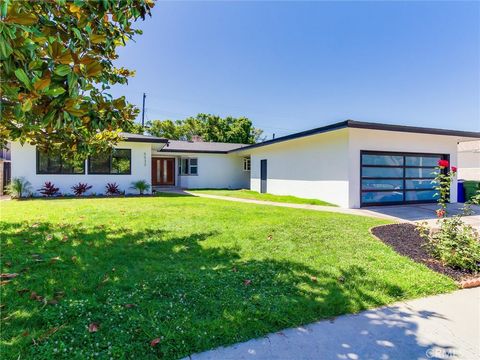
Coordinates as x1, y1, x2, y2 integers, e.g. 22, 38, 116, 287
417, 159, 480, 273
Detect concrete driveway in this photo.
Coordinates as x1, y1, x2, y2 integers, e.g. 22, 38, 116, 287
187, 288, 480, 360
362, 203, 480, 229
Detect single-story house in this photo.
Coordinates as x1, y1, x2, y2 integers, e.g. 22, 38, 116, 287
458, 140, 480, 181
10, 120, 479, 208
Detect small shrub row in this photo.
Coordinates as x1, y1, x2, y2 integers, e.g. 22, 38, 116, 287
6, 178, 152, 198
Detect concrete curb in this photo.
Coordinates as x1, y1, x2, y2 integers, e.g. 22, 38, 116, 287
459, 277, 480, 289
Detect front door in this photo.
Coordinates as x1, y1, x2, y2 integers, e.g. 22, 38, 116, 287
152, 158, 175, 186
260, 159, 267, 193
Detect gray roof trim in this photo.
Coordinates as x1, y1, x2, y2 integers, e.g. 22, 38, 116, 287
160, 140, 248, 153
159, 149, 230, 154
120, 132, 168, 144
230, 120, 480, 153
347, 120, 480, 138
229, 121, 349, 152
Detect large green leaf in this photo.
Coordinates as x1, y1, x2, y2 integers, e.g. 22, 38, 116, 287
54, 64, 71, 76
14, 68, 31, 89
44, 87, 66, 97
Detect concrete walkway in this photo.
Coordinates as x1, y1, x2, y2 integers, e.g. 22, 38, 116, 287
364, 203, 480, 229
187, 192, 480, 228
187, 287, 480, 360
186, 192, 400, 221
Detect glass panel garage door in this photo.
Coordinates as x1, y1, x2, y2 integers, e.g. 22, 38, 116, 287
360, 151, 447, 206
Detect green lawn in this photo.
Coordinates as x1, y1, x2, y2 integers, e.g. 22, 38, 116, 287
190, 189, 336, 206
1, 196, 455, 359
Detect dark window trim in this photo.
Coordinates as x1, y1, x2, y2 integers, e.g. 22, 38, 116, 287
362, 177, 437, 180
36, 150, 86, 175
361, 164, 438, 169
179, 157, 198, 176
360, 150, 449, 207
88, 148, 132, 175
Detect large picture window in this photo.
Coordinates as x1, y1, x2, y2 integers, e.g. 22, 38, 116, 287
37, 151, 85, 174
360, 151, 447, 206
179, 158, 198, 175
88, 149, 131, 174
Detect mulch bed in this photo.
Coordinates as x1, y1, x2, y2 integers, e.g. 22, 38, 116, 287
371, 223, 477, 282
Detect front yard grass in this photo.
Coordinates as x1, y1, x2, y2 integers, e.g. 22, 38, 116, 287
189, 189, 336, 206
1, 196, 455, 359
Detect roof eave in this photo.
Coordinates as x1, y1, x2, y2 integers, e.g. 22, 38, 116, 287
123, 137, 168, 144
229, 120, 350, 153
347, 120, 480, 138
159, 149, 229, 154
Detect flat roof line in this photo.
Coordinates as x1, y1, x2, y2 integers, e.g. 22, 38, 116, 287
229, 120, 480, 153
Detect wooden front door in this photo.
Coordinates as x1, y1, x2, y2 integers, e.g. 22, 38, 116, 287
152, 158, 175, 186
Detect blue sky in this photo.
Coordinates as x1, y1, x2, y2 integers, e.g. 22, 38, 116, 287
110, 1, 480, 138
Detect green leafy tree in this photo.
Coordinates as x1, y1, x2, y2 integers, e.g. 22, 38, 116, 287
146, 119, 183, 139
0, 0, 155, 160
146, 114, 264, 144
125, 122, 146, 135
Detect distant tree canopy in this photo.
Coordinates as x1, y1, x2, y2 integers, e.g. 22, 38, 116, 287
0, 0, 154, 160
135, 114, 264, 144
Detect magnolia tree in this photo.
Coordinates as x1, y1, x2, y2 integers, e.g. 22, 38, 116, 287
0, 0, 155, 160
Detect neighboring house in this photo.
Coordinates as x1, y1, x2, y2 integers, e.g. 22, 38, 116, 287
0, 143, 11, 196
10, 120, 480, 208
458, 140, 480, 181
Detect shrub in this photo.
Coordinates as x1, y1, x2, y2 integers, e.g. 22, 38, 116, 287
71, 183, 92, 196
105, 182, 121, 196
6, 177, 32, 198
419, 218, 480, 272
38, 181, 60, 197
417, 160, 480, 272
130, 180, 150, 195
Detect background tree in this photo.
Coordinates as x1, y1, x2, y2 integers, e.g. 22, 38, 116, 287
145, 114, 264, 144
0, 0, 155, 160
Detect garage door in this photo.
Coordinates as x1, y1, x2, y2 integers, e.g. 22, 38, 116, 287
360, 151, 448, 206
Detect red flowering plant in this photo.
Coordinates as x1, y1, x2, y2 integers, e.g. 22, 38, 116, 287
417, 159, 480, 272
434, 159, 456, 217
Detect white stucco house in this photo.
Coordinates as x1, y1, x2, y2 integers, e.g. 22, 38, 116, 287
10, 120, 479, 208
458, 140, 480, 181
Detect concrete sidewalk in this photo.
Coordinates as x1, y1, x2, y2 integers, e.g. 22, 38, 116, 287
187, 287, 480, 360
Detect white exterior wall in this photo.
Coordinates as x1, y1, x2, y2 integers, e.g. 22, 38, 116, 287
11, 141, 152, 195
246, 129, 350, 207
156, 152, 250, 189
458, 141, 480, 180
348, 128, 461, 208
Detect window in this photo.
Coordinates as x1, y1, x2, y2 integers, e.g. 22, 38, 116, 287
360, 151, 447, 206
88, 149, 131, 174
243, 157, 251, 171
37, 150, 85, 174
180, 158, 198, 175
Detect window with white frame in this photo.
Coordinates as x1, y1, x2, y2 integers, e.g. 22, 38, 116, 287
243, 157, 251, 171
180, 158, 198, 175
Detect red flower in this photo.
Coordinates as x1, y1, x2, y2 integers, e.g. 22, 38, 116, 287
150, 338, 161, 347
88, 323, 99, 333
438, 159, 449, 168
451, 166, 457, 173
436, 209, 446, 218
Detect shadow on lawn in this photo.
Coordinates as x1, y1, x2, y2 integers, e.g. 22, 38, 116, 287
0, 221, 454, 359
